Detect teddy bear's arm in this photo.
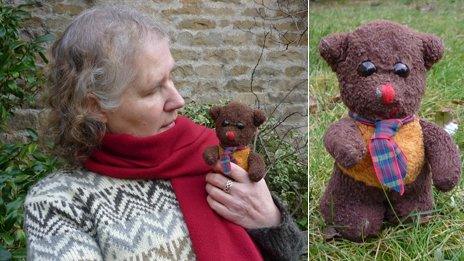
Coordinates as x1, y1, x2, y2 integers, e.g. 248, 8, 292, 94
203, 146, 219, 166
323, 117, 367, 168
247, 152, 266, 182
420, 119, 461, 192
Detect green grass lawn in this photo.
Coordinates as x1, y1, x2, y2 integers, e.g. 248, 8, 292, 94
309, 0, 464, 260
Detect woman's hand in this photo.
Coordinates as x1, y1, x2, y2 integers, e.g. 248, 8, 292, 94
205, 162, 281, 229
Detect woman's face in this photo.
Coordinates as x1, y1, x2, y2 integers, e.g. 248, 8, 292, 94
102, 38, 185, 137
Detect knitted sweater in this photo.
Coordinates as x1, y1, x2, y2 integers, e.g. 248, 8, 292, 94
24, 168, 306, 261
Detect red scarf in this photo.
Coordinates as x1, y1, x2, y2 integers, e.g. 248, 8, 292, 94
84, 116, 263, 261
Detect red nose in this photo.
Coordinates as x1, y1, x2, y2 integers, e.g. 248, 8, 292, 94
380, 83, 395, 104
226, 131, 235, 141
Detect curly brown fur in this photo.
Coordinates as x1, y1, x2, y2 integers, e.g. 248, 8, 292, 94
320, 20, 443, 120
324, 117, 367, 168
247, 151, 266, 182
203, 146, 219, 166
319, 20, 461, 242
320, 167, 385, 242
203, 101, 267, 181
385, 163, 433, 224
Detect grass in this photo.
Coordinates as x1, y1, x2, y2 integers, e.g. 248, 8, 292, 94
308, 0, 464, 260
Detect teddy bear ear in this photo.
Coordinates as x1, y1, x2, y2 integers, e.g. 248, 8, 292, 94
209, 106, 221, 121
253, 109, 266, 127
421, 33, 444, 70
319, 32, 349, 71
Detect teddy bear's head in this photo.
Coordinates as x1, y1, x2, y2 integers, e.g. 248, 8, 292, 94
319, 20, 444, 119
209, 101, 266, 147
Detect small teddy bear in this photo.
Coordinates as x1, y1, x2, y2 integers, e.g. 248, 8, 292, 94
318, 20, 461, 242
203, 101, 267, 182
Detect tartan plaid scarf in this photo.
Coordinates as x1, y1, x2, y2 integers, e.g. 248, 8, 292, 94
349, 112, 415, 195
220, 146, 248, 175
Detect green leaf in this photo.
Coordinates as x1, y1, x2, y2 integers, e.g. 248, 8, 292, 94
2, 233, 14, 246
2, 213, 18, 232
0, 198, 6, 217
6, 197, 23, 214
12, 8, 30, 19
25, 128, 38, 142
14, 229, 26, 243
11, 247, 26, 259
34, 33, 54, 43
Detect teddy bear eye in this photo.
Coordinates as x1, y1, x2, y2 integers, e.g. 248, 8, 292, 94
358, 61, 376, 77
393, 62, 410, 77
221, 120, 230, 127
236, 122, 245, 129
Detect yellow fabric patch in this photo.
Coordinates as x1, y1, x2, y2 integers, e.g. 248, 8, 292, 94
219, 147, 251, 171
338, 118, 425, 188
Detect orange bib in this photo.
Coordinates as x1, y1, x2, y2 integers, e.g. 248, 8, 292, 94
338, 118, 425, 188
219, 147, 251, 171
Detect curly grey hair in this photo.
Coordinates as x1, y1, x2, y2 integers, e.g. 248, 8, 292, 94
45, 5, 169, 165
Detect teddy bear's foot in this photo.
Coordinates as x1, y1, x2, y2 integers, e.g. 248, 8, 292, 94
336, 217, 383, 242
320, 168, 385, 242
386, 165, 434, 224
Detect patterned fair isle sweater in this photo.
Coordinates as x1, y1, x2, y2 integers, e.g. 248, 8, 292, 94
24, 168, 305, 261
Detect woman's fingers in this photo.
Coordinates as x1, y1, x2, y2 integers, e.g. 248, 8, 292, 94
205, 183, 235, 205
212, 161, 249, 183
206, 195, 238, 222
205, 172, 281, 228
205, 175, 248, 213
205, 172, 231, 191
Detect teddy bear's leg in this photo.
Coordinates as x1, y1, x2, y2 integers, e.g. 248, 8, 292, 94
385, 165, 434, 224
320, 167, 385, 242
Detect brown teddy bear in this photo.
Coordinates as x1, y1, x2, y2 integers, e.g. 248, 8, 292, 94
203, 101, 267, 182
318, 20, 461, 242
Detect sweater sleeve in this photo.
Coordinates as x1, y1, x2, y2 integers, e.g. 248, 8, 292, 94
24, 185, 103, 260
247, 194, 307, 261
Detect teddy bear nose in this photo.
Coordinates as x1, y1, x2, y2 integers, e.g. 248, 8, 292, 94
379, 83, 395, 104
226, 131, 235, 141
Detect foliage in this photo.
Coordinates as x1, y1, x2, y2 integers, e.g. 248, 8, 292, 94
182, 102, 308, 230
180, 101, 219, 128
309, 0, 464, 259
258, 125, 308, 229
0, 2, 52, 130
0, 2, 308, 260
0, 130, 59, 260
0, 2, 56, 260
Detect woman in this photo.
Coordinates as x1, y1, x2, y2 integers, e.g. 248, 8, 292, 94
24, 5, 305, 261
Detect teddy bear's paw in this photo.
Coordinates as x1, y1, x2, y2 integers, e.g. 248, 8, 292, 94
248, 170, 265, 182
203, 155, 217, 166
203, 147, 219, 166
433, 174, 460, 192
334, 143, 366, 168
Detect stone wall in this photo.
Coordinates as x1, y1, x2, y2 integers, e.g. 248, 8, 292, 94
4, 0, 307, 141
